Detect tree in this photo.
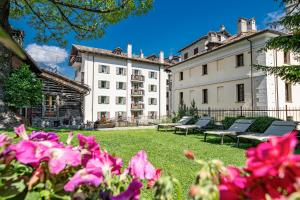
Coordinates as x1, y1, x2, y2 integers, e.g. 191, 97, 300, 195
255, 0, 300, 83
3, 64, 43, 109
0, 0, 153, 46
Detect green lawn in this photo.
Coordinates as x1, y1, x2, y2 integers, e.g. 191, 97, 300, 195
3, 128, 247, 199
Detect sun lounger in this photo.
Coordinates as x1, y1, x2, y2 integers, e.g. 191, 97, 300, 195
237, 120, 296, 147
157, 116, 192, 131
174, 117, 212, 136
204, 119, 254, 144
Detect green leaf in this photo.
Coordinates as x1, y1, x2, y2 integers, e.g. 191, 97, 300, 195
24, 191, 40, 200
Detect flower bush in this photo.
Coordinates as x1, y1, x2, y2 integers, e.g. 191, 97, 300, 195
0, 125, 161, 199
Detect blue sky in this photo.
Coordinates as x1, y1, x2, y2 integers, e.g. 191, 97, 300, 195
11, 0, 284, 78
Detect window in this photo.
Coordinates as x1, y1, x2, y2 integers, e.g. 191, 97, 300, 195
179, 71, 183, 81
116, 67, 126, 75
148, 111, 157, 119
236, 84, 245, 102
98, 96, 109, 104
184, 52, 189, 60
97, 112, 110, 120
98, 80, 110, 89
99, 65, 110, 74
194, 48, 199, 55
115, 112, 126, 120
149, 71, 157, 79
116, 97, 126, 105
285, 82, 292, 102
149, 98, 157, 105
284, 52, 290, 64
179, 92, 184, 105
149, 84, 157, 92
202, 64, 208, 75
202, 89, 208, 104
116, 82, 126, 90
217, 86, 224, 103
132, 82, 143, 89
132, 69, 141, 75
236, 54, 244, 67
166, 92, 169, 98
45, 95, 56, 112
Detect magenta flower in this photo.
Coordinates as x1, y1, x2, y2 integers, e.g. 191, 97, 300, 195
0, 133, 12, 148
77, 134, 101, 165
111, 179, 143, 200
46, 147, 81, 174
125, 150, 157, 180
29, 131, 59, 142
86, 152, 123, 177
14, 124, 29, 140
64, 169, 102, 192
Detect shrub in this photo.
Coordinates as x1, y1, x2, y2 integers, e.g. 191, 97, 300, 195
222, 116, 280, 133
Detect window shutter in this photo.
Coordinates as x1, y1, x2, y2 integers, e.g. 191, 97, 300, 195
148, 98, 151, 105
155, 98, 157, 105
107, 66, 110, 74
148, 85, 151, 92
123, 83, 126, 90
155, 72, 158, 79
98, 80, 101, 88
124, 69, 126, 75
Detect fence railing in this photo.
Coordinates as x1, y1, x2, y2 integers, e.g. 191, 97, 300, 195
197, 106, 300, 122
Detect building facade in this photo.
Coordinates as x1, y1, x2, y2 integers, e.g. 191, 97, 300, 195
170, 18, 300, 115
70, 44, 170, 123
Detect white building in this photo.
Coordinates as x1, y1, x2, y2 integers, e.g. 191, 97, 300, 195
170, 18, 300, 116
70, 44, 170, 123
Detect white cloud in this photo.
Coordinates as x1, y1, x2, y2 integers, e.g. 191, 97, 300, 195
264, 10, 286, 31
26, 44, 68, 72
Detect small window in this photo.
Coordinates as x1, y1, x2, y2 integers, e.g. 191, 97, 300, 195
116, 67, 126, 75
99, 65, 110, 74
236, 84, 245, 102
236, 54, 244, 67
194, 48, 199, 55
149, 98, 157, 105
202, 64, 208, 75
115, 112, 126, 120
202, 89, 208, 104
81, 72, 84, 83
149, 85, 157, 92
179, 71, 184, 81
148, 111, 157, 119
98, 96, 110, 104
45, 95, 57, 112
149, 71, 157, 79
97, 112, 110, 120
179, 92, 184, 105
285, 82, 292, 102
284, 52, 290, 64
98, 80, 110, 89
116, 82, 126, 90
184, 52, 189, 60
133, 69, 141, 75
116, 97, 126, 105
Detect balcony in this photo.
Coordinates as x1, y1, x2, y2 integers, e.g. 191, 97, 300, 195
131, 89, 144, 97
131, 103, 145, 110
131, 75, 145, 82
70, 56, 82, 67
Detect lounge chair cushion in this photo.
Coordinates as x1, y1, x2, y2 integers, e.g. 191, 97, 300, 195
205, 130, 238, 136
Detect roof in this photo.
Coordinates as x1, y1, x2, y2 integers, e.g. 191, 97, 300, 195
178, 29, 232, 53
40, 69, 90, 94
70, 44, 171, 66
170, 29, 286, 68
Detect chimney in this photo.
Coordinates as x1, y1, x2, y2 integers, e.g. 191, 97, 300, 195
238, 18, 248, 33
159, 51, 164, 64
247, 18, 257, 32
220, 25, 226, 31
127, 44, 132, 58
140, 49, 144, 58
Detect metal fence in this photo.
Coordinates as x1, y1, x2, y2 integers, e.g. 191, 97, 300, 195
197, 106, 300, 123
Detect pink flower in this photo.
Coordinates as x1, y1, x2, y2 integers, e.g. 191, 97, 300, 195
46, 147, 81, 174
14, 124, 29, 140
246, 131, 299, 177
111, 179, 143, 200
219, 166, 247, 200
147, 169, 162, 188
29, 131, 59, 142
77, 134, 101, 165
0, 133, 12, 148
125, 150, 158, 180
86, 152, 123, 177
64, 169, 102, 192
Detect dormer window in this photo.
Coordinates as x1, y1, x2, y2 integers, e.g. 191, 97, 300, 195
194, 48, 199, 55
184, 53, 189, 60
112, 47, 122, 55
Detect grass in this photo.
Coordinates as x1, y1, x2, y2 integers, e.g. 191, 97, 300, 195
2, 128, 247, 199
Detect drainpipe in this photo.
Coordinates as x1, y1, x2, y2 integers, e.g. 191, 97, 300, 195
247, 39, 254, 111
92, 53, 95, 122
159, 65, 161, 120
275, 50, 280, 116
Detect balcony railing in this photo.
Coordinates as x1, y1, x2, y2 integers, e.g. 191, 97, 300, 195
131, 89, 144, 96
131, 103, 145, 110
131, 75, 145, 82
